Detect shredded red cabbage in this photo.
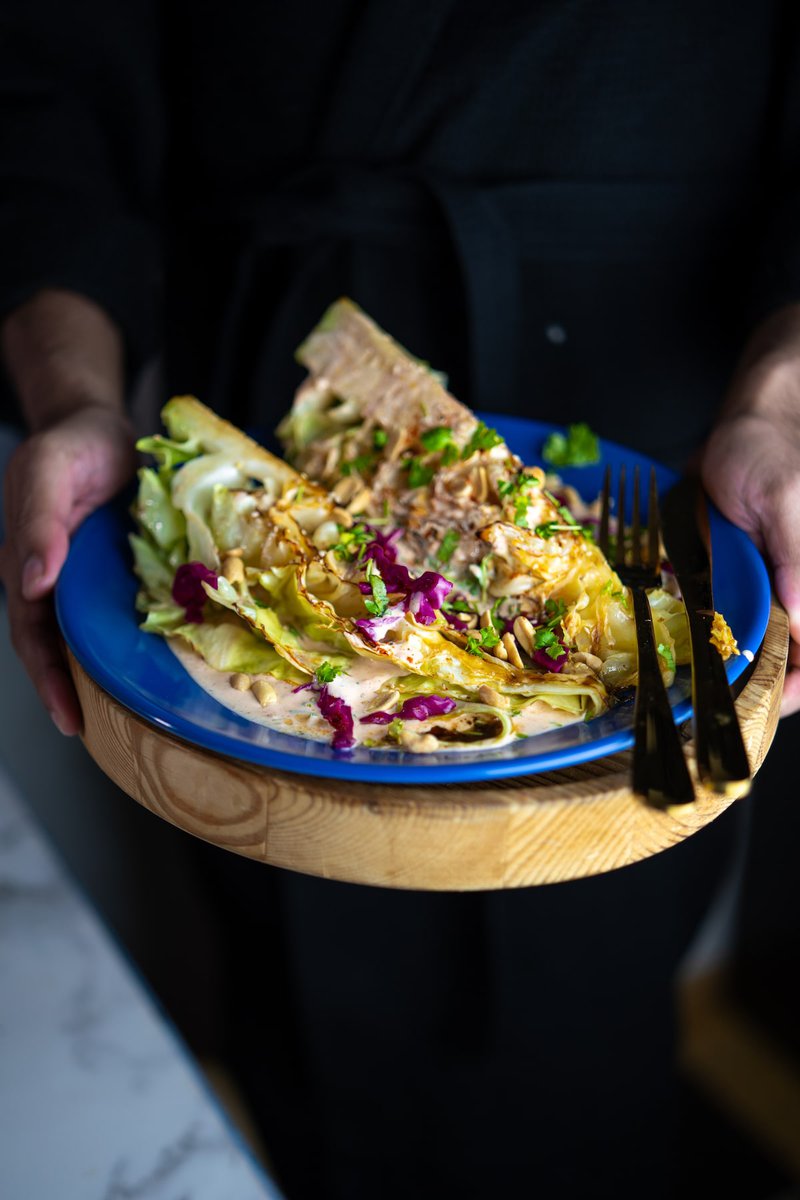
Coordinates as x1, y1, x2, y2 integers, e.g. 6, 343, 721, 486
172, 562, 218, 624
316, 686, 355, 750
360, 695, 457, 725
355, 601, 408, 641
355, 531, 453, 636
444, 610, 470, 631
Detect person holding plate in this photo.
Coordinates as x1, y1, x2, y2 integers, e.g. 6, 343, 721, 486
1, 4, 800, 1197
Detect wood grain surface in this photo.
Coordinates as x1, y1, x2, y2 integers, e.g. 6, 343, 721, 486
68, 599, 789, 890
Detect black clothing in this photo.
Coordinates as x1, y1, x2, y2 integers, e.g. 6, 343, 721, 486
2, 4, 799, 1197
2, 3, 800, 458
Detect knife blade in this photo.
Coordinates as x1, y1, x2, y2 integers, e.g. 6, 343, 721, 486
660, 477, 751, 796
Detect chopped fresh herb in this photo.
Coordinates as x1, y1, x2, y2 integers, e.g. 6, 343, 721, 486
471, 552, 493, 594
535, 521, 560, 539
657, 643, 676, 673
461, 420, 503, 461
600, 579, 629, 608
420, 426, 454, 453
332, 523, 371, 562
532, 626, 565, 661
514, 497, 530, 528
441, 443, 460, 466
436, 529, 460, 565
466, 626, 501, 655
315, 661, 344, 685
403, 456, 435, 488
372, 428, 388, 449
490, 596, 505, 632
533, 627, 558, 649
341, 451, 377, 476
364, 560, 389, 617
543, 597, 566, 624
442, 597, 474, 614
498, 471, 540, 526
542, 422, 601, 468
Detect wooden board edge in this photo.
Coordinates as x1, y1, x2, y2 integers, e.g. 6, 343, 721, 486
66, 599, 789, 890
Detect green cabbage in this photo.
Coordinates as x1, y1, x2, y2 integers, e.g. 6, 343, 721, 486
168, 619, 306, 681
134, 468, 186, 551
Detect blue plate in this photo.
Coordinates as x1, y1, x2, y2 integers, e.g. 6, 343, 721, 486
55, 417, 771, 785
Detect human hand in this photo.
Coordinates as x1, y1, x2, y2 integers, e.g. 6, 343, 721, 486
0, 289, 132, 734
0, 404, 135, 733
701, 306, 800, 716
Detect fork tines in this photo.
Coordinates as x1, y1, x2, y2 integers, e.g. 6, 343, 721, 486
600, 464, 695, 807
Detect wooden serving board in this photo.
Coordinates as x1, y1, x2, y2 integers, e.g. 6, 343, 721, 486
68, 600, 788, 891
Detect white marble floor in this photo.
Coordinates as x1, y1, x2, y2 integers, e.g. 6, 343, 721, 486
0, 768, 285, 1200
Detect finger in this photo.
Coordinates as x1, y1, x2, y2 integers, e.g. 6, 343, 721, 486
780, 641, 800, 718
5, 446, 73, 601
3, 581, 82, 735
759, 479, 800, 645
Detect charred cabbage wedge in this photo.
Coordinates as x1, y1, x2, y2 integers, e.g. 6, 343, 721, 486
131, 301, 737, 753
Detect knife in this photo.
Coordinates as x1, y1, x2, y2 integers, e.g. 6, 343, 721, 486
660, 477, 751, 796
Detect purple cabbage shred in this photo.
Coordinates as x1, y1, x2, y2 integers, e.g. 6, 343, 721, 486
172, 562, 218, 624
316, 686, 355, 750
361, 695, 457, 725
356, 530, 453, 635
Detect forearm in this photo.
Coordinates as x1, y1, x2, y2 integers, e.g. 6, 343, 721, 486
2, 289, 126, 433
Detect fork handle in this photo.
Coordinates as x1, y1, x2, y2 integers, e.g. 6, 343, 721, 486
630, 588, 695, 806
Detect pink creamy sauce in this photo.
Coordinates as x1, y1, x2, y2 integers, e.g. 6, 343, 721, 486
168, 641, 580, 753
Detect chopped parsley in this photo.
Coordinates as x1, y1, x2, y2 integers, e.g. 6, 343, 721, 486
420, 426, 454, 453
657, 643, 676, 673
363, 560, 389, 617
541, 422, 601, 468
332, 523, 371, 562
372, 427, 388, 449
543, 597, 566, 625
533, 627, 566, 661
466, 626, 501, 656
442, 596, 474, 615
461, 420, 503, 461
315, 661, 344, 685
403, 456, 435, 488
600, 579, 629, 608
498, 471, 541, 528
534, 520, 585, 539
341, 451, 377, 477
489, 596, 505, 633
469, 552, 493, 595
436, 529, 461, 565
441, 443, 460, 466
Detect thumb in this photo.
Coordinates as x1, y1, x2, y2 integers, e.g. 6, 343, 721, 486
760, 484, 800, 646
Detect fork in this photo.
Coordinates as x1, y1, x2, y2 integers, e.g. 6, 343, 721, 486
598, 464, 695, 807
